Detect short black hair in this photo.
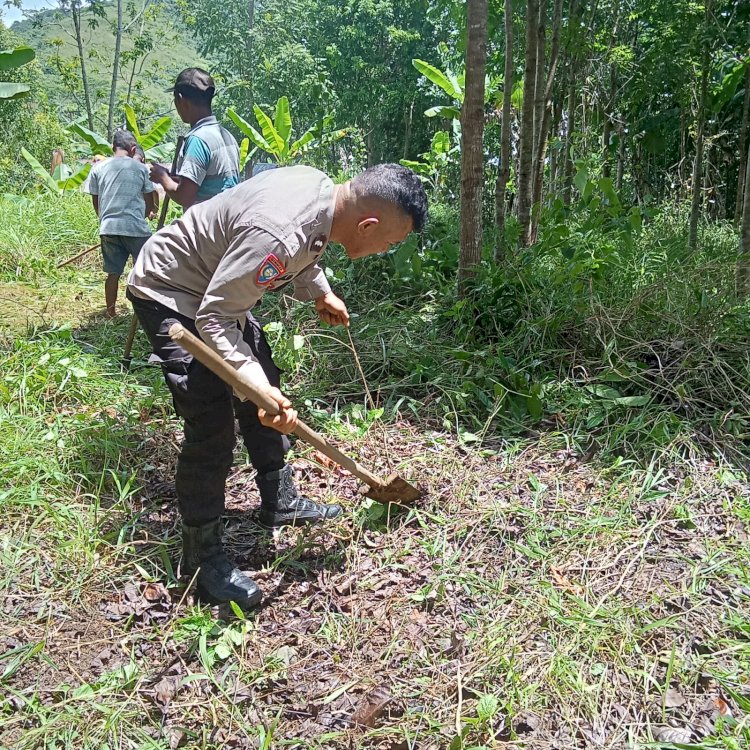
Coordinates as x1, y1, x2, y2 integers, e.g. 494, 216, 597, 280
351, 163, 428, 233
176, 87, 214, 106
112, 129, 137, 151
133, 145, 146, 160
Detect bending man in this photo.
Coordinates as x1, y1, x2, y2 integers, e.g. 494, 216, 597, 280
127, 163, 428, 609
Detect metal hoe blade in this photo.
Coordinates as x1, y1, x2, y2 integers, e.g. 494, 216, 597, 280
363, 473, 422, 505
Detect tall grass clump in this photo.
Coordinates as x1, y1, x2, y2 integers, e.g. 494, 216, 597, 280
0, 326, 161, 595
259, 201, 750, 468
0, 192, 97, 282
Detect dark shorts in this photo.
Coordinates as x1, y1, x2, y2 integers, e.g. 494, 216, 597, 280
101, 235, 150, 275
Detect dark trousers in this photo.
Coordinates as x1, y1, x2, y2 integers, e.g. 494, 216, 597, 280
127, 291, 290, 525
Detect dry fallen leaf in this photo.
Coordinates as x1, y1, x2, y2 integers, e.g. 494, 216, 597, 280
550, 566, 584, 596
143, 582, 169, 602
714, 696, 732, 717
351, 684, 392, 728
664, 687, 686, 708
153, 676, 179, 709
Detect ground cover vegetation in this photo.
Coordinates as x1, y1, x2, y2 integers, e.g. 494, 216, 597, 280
1, 0, 750, 748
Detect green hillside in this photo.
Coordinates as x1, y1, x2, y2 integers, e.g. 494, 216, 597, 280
10, 1, 207, 128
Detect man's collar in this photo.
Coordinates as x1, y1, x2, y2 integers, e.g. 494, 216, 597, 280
188, 115, 218, 132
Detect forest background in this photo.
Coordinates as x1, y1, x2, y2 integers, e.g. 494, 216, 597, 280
1, 0, 750, 748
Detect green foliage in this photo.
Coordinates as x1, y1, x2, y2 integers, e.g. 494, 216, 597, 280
401, 129, 459, 194
182, 0, 439, 168
227, 97, 345, 166
0, 191, 97, 280
11, 1, 207, 126
0, 45, 35, 99
20, 147, 90, 194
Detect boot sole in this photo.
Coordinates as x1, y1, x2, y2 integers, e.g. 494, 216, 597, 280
258, 512, 342, 530
196, 585, 263, 610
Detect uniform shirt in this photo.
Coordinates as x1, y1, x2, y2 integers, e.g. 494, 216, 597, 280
128, 165, 334, 386
177, 116, 240, 203
85, 156, 155, 237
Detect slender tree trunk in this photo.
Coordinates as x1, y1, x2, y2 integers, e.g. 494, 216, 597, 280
738, 141, 750, 295
602, 65, 617, 178
517, 0, 539, 244
563, 72, 576, 204
495, 0, 514, 261
530, 0, 563, 241
247, 0, 255, 105
458, 0, 488, 294
734, 52, 750, 225
532, 0, 547, 160
615, 120, 625, 192
403, 99, 414, 159
107, 0, 123, 139
548, 96, 563, 198
688, 0, 711, 255
71, 1, 94, 130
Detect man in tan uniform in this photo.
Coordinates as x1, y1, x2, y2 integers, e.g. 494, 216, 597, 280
127, 163, 428, 609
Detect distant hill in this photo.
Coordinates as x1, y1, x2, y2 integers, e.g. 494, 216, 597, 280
10, 1, 207, 128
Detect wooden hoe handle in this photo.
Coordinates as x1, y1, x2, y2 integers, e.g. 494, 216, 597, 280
168, 323, 387, 489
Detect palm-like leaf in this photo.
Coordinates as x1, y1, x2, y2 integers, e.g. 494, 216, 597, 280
412, 59, 463, 101
67, 123, 113, 156
227, 108, 271, 153
123, 104, 141, 140
21, 147, 61, 194
0, 82, 31, 100
0, 46, 35, 71
140, 116, 172, 149
253, 104, 285, 157
274, 96, 292, 159
58, 162, 91, 192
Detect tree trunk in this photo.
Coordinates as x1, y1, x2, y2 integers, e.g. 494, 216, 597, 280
688, 0, 711, 255
602, 64, 617, 178
532, 0, 547, 161
495, 0, 513, 261
107, 0, 123, 139
458, 0, 488, 294
71, 0, 94, 130
738, 141, 750, 295
403, 98, 414, 159
548, 96, 563, 198
517, 0, 539, 245
530, 0, 563, 241
734, 50, 750, 225
247, 0, 255, 106
615, 120, 625, 191
563, 72, 576, 204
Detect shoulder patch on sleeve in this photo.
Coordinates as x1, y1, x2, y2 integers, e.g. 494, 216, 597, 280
256, 254, 286, 285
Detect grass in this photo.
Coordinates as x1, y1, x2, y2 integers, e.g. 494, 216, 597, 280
0, 195, 749, 749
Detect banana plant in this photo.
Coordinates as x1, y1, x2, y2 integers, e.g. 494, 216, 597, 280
227, 96, 346, 168
21, 147, 91, 194
412, 59, 509, 122
0, 46, 35, 100
66, 107, 173, 161
123, 104, 174, 161
400, 130, 458, 193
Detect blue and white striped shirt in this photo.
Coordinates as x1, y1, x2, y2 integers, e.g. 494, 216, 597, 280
177, 116, 239, 203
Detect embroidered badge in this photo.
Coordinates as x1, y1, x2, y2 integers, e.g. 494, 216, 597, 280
311, 234, 328, 255
256, 254, 286, 285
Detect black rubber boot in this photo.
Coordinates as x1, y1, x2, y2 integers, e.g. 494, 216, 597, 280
182, 519, 263, 609
256, 465, 343, 529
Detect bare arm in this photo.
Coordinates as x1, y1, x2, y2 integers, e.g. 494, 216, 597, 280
150, 164, 200, 209
91, 194, 99, 217
144, 191, 157, 218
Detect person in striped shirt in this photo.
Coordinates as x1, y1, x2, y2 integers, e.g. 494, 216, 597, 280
150, 68, 239, 209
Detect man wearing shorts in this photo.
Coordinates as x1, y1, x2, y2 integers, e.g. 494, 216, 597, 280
86, 130, 157, 317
